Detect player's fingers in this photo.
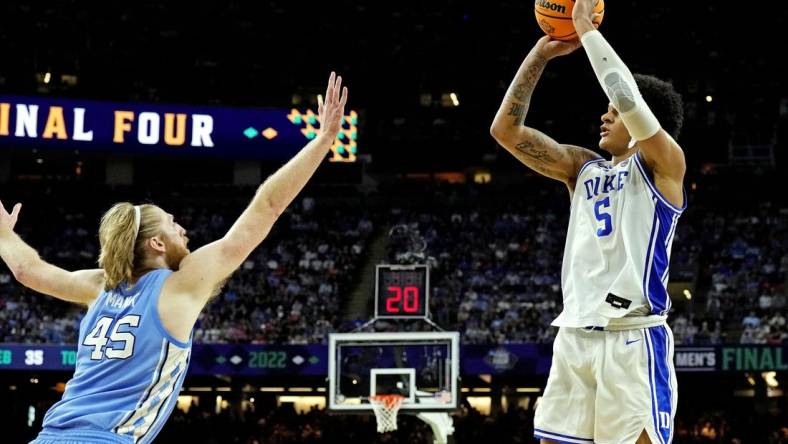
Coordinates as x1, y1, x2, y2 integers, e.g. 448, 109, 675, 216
340, 86, 348, 107
9, 203, 20, 227
334, 76, 342, 103
326, 72, 335, 101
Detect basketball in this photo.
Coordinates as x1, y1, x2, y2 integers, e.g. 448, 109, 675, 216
534, 0, 605, 41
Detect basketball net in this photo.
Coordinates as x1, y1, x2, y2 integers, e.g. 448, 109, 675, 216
369, 394, 405, 433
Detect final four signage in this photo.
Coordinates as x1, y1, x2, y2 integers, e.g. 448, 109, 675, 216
0, 95, 358, 161
0, 96, 218, 151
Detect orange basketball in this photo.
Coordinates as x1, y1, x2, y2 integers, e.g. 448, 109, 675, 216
534, 0, 604, 41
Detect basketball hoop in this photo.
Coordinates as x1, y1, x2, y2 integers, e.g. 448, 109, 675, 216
369, 394, 405, 433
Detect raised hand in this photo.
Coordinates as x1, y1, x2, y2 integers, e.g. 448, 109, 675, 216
533, 35, 581, 61
572, 0, 602, 35
317, 71, 349, 138
0, 200, 21, 231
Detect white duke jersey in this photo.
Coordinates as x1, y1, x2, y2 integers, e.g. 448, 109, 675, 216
553, 152, 686, 329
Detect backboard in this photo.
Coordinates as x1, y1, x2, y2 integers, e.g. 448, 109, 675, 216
328, 332, 460, 412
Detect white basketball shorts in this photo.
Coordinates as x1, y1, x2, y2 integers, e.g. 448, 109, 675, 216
534, 324, 677, 444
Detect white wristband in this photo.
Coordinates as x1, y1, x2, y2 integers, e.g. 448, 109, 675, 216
581, 30, 661, 141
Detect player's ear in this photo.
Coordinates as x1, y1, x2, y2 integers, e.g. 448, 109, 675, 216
147, 236, 166, 253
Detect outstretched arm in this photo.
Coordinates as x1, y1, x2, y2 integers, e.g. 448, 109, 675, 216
0, 201, 104, 305
490, 36, 601, 188
165, 72, 349, 303
573, 0, 686, 186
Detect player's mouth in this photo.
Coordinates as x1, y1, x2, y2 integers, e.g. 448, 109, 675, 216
600, 126, 610, 138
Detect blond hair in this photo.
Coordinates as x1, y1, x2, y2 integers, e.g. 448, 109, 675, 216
98, 203, 162, 290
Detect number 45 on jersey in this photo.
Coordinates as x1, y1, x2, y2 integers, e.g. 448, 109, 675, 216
83, 315, 140, 360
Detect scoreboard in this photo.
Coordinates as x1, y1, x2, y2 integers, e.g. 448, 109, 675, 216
374, 264, 430, 319
0, 346, 77, 370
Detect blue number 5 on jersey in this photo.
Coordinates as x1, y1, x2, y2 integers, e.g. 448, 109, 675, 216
594, 196, 613, 236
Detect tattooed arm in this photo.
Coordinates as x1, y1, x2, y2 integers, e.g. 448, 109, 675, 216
490, 36, 601, 190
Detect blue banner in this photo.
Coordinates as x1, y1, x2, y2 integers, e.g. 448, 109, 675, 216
0, 95, 358, 161
462, 344, 554, 375
0, 344, 328, 375
0, 344, 785, 375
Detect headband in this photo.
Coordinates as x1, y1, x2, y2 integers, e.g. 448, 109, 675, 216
133, 205, 141, 240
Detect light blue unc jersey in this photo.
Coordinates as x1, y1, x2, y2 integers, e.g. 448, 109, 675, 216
36, 269, 192, 444
553, 152, 686, 329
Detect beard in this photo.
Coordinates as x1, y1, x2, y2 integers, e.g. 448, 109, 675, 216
164, 237, 190, 270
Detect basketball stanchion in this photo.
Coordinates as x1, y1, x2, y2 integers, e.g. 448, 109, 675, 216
417, 411, 454, 444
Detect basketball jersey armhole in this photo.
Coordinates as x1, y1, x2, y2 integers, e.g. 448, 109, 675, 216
576, 157, 606, 179
147, 270, 191, 349
634, 152, 687, 214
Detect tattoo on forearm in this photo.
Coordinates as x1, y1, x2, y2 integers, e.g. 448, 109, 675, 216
508, 55, 546, 102
515, 138, 557, 165
508, 103, 526, 118
510, 83, 530, 103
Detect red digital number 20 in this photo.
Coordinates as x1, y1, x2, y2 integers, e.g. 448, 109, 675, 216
386, 286, 419, 313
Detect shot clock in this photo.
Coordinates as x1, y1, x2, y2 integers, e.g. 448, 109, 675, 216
374, 264, 430, 319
